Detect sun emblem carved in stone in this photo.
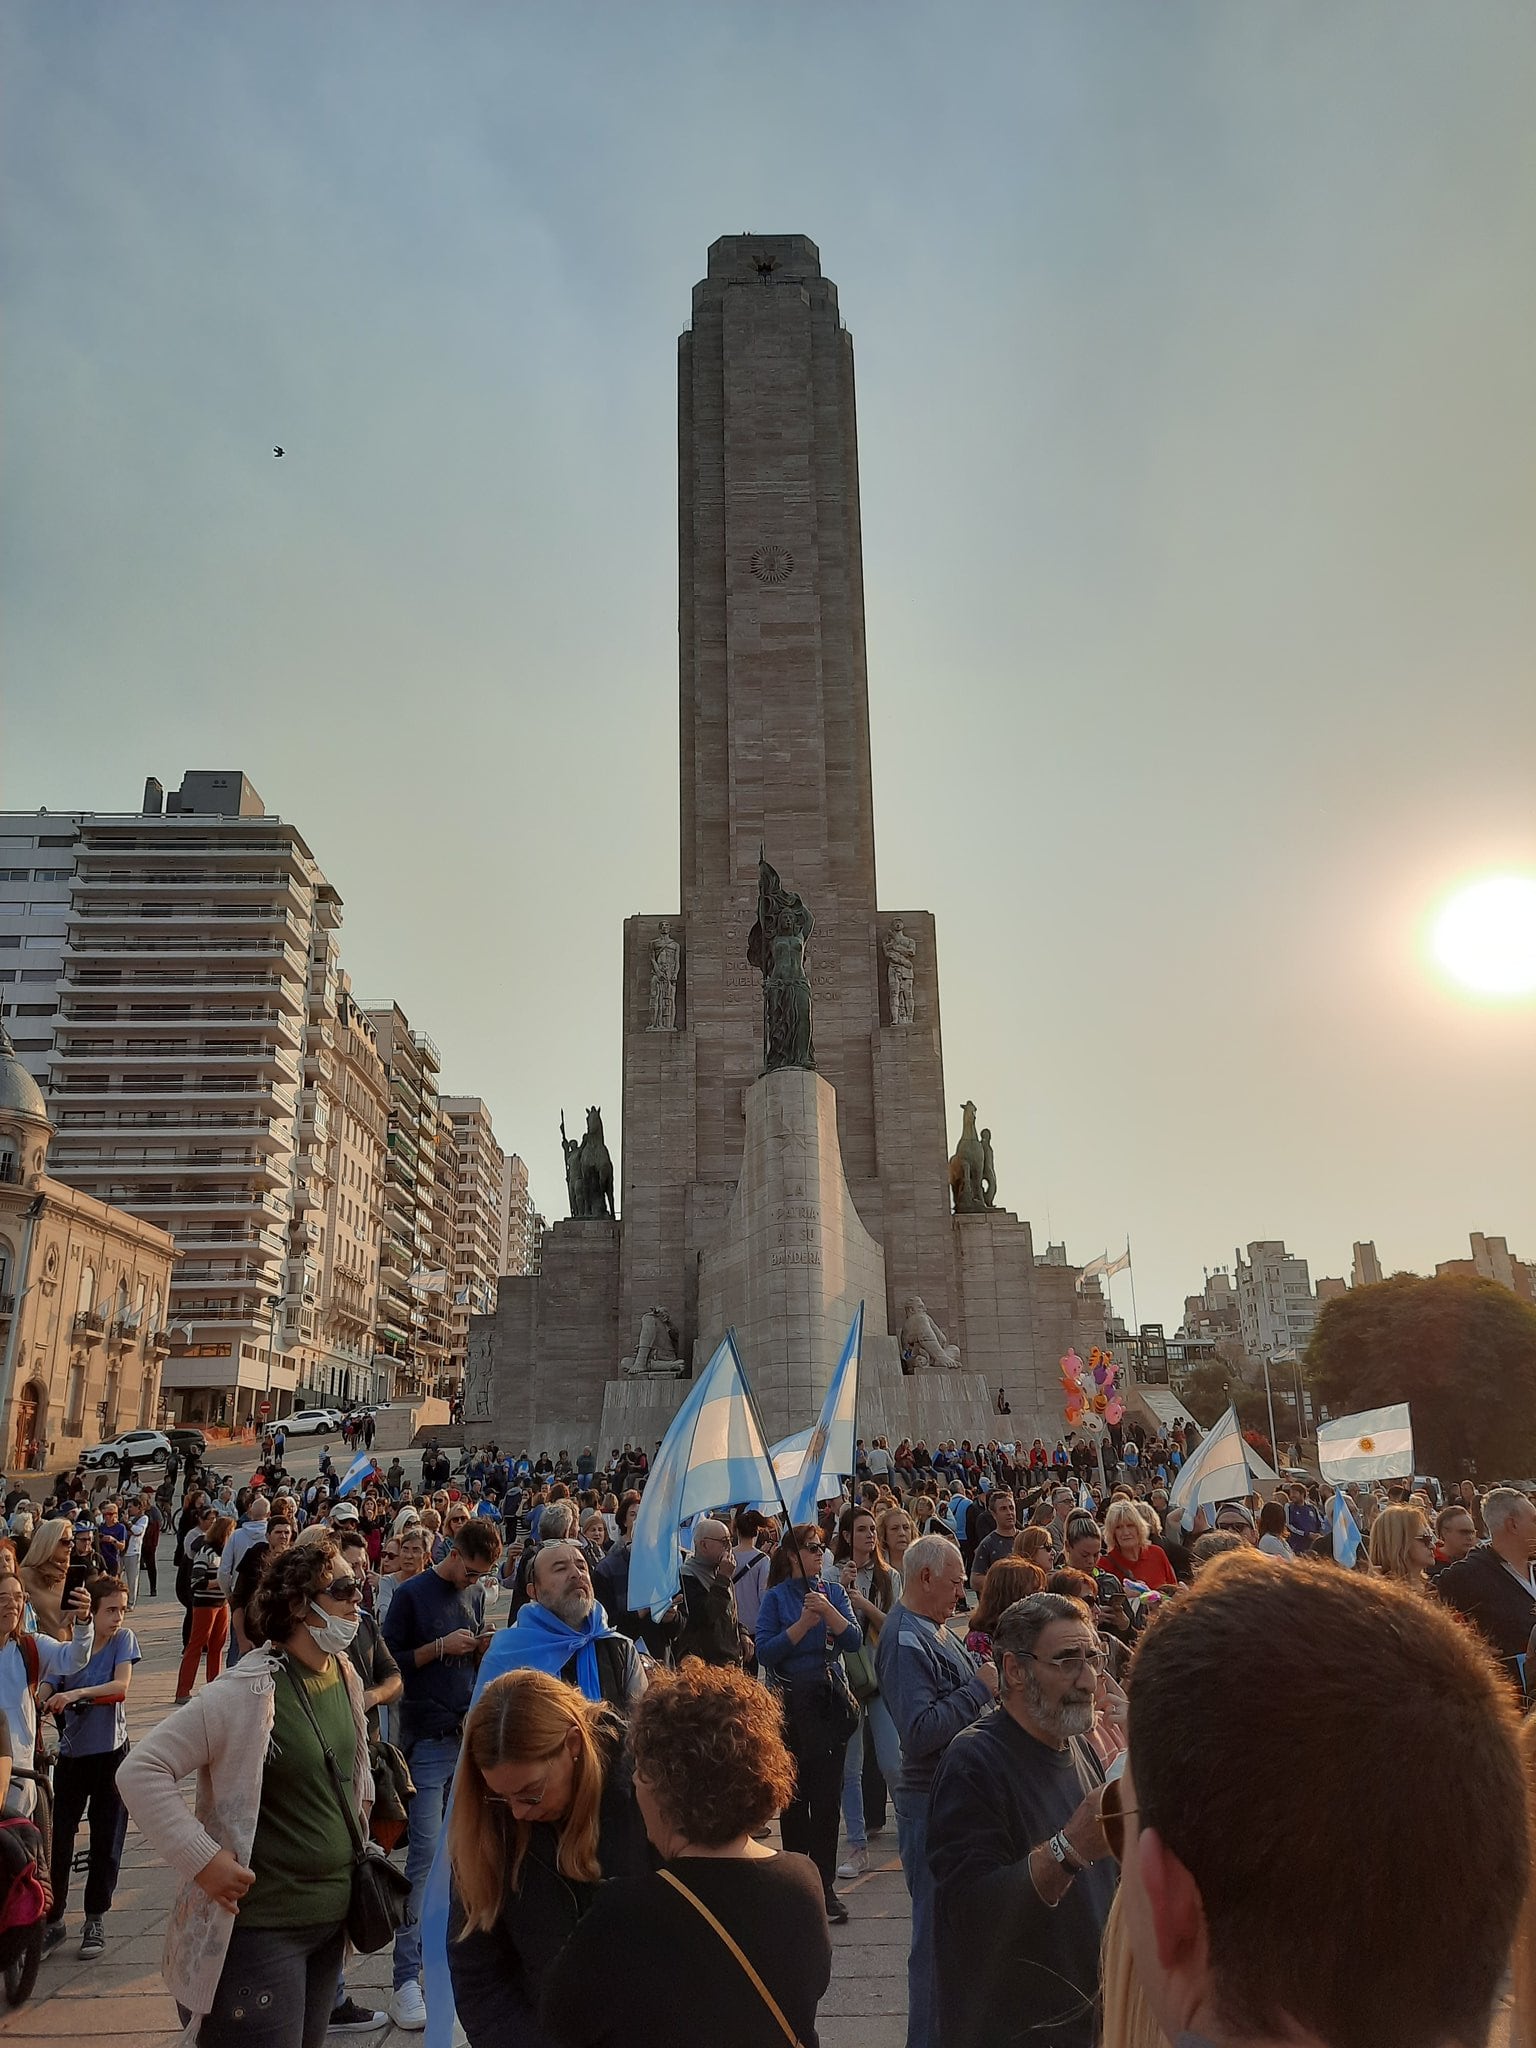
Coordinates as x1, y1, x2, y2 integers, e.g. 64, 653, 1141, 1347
749, 544, 794, 586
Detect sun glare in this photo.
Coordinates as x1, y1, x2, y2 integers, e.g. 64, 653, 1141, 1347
1429, 875, 1536, 998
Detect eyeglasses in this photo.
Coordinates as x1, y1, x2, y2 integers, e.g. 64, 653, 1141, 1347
1023, 1648, 1106, 1676
1101, 1774, 1140, 1863
800, 1541, 826, 1555
1411, 1530, 1435, 1544
321, 1576, 362, 1604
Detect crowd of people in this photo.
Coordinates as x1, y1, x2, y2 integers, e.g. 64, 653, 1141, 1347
3, 1424, 1536, 2048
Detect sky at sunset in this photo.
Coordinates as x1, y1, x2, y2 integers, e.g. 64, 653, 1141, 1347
5, 1, 1534, 1331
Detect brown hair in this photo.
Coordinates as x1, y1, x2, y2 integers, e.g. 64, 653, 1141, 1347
629, 1662, 794, 1847
1129, 1554, 1527, 2048
831, 1505, 894, 1612
1046, 1568, 1098, 1606
1257, 1501, 1288, 1541
453, 1519, 503, 1568
85, 1572, 125, 1613
969, 1558, 1047, 1639
1013, 1526, 1054, 1567
767, 1524, 825, 1588
247, 1534, 339, 1645
448, 1670, 616, 1931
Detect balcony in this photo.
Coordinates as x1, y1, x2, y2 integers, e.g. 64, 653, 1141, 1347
0, 1159, 21, 1187
64, 934, 311, 978
73, 1310, 106, 1345
0, 1293, 15, 1317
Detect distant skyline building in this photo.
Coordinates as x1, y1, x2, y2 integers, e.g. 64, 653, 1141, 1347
442, 1096, 506, 1387
499, 1152, 538, 1277
1234, 1240, 1318, 1360
1351, 1240, 1383, 1288
364, 1004, 449, 1402
1436, 1230, 1533, 1302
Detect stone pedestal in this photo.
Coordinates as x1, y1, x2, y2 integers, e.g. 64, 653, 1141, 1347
473, 1219, 622, 1458
694, 1067, 888, 1443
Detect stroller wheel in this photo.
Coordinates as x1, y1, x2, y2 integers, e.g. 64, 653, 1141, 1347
4, 1926, 41, 2006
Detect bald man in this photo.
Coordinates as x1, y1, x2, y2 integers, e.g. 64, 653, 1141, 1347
675, 1516, 746, 1666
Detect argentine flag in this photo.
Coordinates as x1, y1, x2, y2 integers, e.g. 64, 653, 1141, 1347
1318, 1404, 1414, 1486
1168, 1406, 1275, 1530
782, 1303, 864, 1529
1331, 1485, 1364, 1568
334, 1451, 378, 1499
627, 1332, 779, 1616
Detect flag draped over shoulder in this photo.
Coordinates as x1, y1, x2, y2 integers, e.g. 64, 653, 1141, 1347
1317, 1404, 1414, 1485
626, 1332, 779, 1617
1167, 1406, 1273, 1529
781, 1304, 863, 1529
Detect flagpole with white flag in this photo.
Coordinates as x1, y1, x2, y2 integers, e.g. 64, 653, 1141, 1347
782, 1303, 863, 1530
626, 1332, 781, 1618
1167, 1405, 1276, 1530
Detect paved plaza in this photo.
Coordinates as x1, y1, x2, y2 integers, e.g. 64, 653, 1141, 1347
1, 1570, 913, 2048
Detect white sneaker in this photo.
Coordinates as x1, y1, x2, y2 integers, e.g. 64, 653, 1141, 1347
388, 1983, 427, 2031
836, 1845, 868, 1879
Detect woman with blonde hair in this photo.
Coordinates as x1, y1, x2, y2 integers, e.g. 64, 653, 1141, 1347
1013, 1524, 1055, 1571
1369, 1503, 1436, 1589
875, 1502, 914, 1575
1100, 1500, 1177, 1592
22, 1517, 83, 1641
445, 1668, 647, 2048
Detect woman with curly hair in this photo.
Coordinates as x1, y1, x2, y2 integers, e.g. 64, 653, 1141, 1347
444, 1669, 648, 2048
120, 1535, 371, 2048
543, 1663, 832, 2048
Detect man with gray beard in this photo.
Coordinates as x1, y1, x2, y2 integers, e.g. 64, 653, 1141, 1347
926, 1594, 1116, 2048
519, 1538, 647, 1710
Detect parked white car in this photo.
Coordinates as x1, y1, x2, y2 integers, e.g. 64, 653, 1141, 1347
279, 1408, 340, 1437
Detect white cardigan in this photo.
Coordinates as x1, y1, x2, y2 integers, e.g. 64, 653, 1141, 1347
118, 1645, 373, 2033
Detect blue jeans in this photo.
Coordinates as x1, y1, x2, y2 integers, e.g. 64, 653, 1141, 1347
393, 1734, 459, 1990
841, 1695, 902, 1848
895, 1790, 937, 2048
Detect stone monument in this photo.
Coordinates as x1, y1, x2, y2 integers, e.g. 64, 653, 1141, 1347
472, 236, 1105, 1457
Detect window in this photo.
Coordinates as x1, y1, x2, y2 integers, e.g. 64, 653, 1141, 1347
76, 1262, 96, 1320
0, 871, 28, 882
38, 835, 77, 847
32, 870, 70, 883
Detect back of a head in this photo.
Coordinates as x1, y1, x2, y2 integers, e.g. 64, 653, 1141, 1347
540, 1500, 577, 1541
1128, 1553, 1526, 2048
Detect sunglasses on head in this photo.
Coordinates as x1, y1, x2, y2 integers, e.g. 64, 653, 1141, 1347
1101, 1774, 1140, 1863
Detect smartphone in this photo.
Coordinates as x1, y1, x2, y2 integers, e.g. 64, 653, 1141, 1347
63, 1562, 93, 1600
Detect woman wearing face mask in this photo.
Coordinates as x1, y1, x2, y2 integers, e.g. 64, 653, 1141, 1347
119, 1537, 372, 2048
444, 1669, 649, 2048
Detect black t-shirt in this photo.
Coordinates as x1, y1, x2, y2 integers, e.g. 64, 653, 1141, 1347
541, 1852, 831, 2048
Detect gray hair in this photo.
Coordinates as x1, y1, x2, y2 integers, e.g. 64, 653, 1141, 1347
1482, 1487, 1530, 1535
539, 1500, 577, 1540
903, 1533, 960, 1583
992, 1593, 1092, 1686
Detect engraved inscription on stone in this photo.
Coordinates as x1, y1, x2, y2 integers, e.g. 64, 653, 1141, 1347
771, 1248, 823, 1268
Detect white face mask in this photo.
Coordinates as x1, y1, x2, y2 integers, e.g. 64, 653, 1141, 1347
308, 1601, 360, 1654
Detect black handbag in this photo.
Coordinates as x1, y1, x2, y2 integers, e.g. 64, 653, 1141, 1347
283, 1660, 412, 1952
781, 1660, 860, 1758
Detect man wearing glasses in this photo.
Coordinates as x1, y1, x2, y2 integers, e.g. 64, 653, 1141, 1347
381, 1517, 502, 2030
927, 1592, 1115, 2048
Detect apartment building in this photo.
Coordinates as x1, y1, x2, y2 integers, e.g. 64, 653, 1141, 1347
442, 1097, 506, 1388
0, 772, 340, 1427
364, 1005, 451, 1401
500, 1152, 537, 1277
1234, 1240, 1318, 1361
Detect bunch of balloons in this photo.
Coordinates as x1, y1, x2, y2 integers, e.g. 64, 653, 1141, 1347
1060, 1345, 1125, 1430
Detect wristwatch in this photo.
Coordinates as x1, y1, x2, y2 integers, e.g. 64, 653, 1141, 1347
1047, 1831, 1086, 1876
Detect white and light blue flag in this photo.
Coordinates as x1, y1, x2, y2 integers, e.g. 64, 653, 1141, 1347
334, 1450, 378, 1499
627, 1331, 778, 1616
1317, 1404, 1414, 1486
1168, 1406, 1276, 1530
1331, 1485, 1363, 1567
781, 1303, 863, 1529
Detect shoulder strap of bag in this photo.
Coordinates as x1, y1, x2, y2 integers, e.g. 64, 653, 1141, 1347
282, 1657, 366, 1861
656, 1867, 802, 2047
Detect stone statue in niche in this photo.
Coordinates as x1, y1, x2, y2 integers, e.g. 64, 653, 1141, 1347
900, 1296, 962, 1373
948, 1101, 987, 1214
648, 923, 681, 1031
980, 1127, 997, 1210
461, 1339, 494, 1424
746, 853, 815, 1073
883, 919, 917, 1025
560, 1106, 616, 1220
623, 1305, 683, 1377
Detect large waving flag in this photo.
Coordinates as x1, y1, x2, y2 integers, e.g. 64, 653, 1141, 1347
627, 1332, 779, 1616
782, 1303, 863, 1529
1168, 1406, 1274, 1530
1318, 1404, 1414, 1486
1331, 1486, 1364, 1567
334, 1450, 379, 1499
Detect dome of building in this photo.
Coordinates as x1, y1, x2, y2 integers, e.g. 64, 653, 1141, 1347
0, 1022, 50, 1124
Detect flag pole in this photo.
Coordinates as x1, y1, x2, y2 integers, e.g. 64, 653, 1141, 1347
1126, 1238, 1138, 1335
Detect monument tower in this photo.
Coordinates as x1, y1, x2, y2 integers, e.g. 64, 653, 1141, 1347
472, 236, 1103, 1451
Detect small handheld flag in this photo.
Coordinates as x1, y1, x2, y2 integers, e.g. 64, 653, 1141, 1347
335, 1451, 379, 1499
1332, 1485, 1363, 1568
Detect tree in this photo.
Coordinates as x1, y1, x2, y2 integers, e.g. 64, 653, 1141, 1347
1306, 1273, 1536, 1479
1176, 1362, 1299, 1454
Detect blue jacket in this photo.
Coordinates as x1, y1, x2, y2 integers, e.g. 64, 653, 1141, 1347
874, 1599, 992, 1796
756, 1575, 861, 1685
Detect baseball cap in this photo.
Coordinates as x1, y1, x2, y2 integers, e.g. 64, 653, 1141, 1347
329, 1501, 361, 1524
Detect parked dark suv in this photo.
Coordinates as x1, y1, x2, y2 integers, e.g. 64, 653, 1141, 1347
166, 1427, 207, 1461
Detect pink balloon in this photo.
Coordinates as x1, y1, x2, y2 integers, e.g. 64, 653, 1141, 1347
1105, 1396, 1125, 1425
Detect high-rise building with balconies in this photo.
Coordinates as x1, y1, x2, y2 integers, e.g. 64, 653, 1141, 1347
442, 1097, 506, 1389
364, 1005, 451, 1401
500, 1153, 537, 1277
0, 771, 344, 1428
